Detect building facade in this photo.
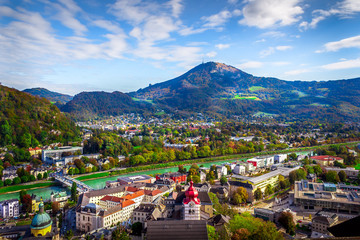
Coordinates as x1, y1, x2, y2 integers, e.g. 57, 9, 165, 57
0, 199, 19, 218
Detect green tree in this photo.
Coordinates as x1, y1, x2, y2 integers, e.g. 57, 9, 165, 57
30, 175, 36, 181
232, 187, 248, 205
131, 222, 142, 236
21, 175, 29, 183
278, 212, 295, 235
71, 182, 77, 201
207, 225, 220, 240
12, 177, 21, 185
265, 184, 274, 196
112, 225, 131, 240
338, 170, 347, 182
43, 172, 48, 179
220, 176, 228, 185
4, 179, 12, 186
313, 165, 323, 176
254, 188, 262, 201
37, 173, 43, 180
229, 212, 283, 240
326, 170, 340, 183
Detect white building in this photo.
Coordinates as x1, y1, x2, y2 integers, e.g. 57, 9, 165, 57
183, 181, 201, 220
0, 199, 19, 219
216, 165, 227, 176
233, 164, 246, 175
274, 154, 287, 163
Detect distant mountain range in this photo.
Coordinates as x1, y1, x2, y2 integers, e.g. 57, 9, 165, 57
23, 87, 73, 104
34, 62, 360, 121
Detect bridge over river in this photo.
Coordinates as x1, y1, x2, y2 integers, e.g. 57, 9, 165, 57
53, 173, 94, 193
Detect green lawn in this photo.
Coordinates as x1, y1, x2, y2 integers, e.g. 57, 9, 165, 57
75, 172, 110, 181
0, 182, 54, 195
155, 111, 165, 116
249, 86, 265, 92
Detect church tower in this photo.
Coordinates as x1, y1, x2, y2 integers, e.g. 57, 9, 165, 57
183, 180, 201, 220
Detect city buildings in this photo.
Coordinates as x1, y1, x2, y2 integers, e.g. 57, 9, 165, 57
291, 180, 360, 214
0, 199, 19, 218
312, 214, 338, 236
50, 191, 70, 208
106, 175, 155, 188
156, 172, 187, 184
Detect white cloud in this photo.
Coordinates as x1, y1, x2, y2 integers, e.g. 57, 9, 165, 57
300, 0, 360, 31
276, 45, 292, 51
215, 44, 230, 50
239, 0, 303, 28
285, 68, 310, 75
261, 31, 286, 38
206, 51, 217, 58
178, 26, 207, 36
321, 58, 360, 70
52, 1, 87, 35
92, 20, 124, 34
238, 61, 263, 69
260, 45, 292, 57
202, 10, 232, 28
323, 35, 360, 52
167, 0, 183, 18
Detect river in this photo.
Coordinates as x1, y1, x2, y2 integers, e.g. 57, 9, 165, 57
0, 151, 311, 201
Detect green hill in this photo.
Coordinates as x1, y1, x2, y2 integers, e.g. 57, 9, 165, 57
0, 85, 79, 147
23, 87, 73, 104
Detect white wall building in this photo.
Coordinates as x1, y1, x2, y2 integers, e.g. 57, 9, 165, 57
0, 199, 19, 219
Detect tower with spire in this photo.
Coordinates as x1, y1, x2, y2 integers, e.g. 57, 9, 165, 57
183, 180, 201, 220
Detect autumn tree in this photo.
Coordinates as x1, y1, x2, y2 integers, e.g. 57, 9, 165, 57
278, 211, 295, 235
232, 187, 248, 205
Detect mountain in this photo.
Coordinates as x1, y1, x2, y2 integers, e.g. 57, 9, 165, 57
0, 85, 79, 147
130, 62, 360, 121
61, 91, 155, 120
23, 87, 73, 104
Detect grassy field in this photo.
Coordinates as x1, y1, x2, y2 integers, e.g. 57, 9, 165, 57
310, 103, 330, 107
233, 95, 260, 100
292, 90, 307, 97
132, 97, 154, 104
0, 182, 54, 195
253, 111, 278, 117
155, 111, 165, 116
249, 86, 265, 92
75, 172, 110, 181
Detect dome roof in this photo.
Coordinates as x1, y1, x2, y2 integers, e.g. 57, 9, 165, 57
183, 180, 200, 204
31, 208, 52, 230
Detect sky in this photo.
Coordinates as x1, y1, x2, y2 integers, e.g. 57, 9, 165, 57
1, 0, 360, 95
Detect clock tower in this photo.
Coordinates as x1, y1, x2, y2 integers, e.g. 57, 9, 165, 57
183, 180, 201, 220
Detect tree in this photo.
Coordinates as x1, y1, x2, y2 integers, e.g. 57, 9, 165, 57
21, 175, 29, 183
112, 225, 130, 240
338, 170, 347, 182
220, 176, 228, 185
43, 172, 48, 179
71, 182, 77, 201
12, 177, 21, 185
30, 175, 36, 181
21, 194, 32, 213
52, 201, 60, 214
313, 165, 323, 176
229, 212, 283, 240
326, 170, 340, 183
232, 187, 248, 205
37, 173, 43, 180
131, 222, 142, 236
265, 184, 274, 196
289, 153, 297, 161
254, 188, 262, 201
207, 225, 220, 240
278, 211, 295, 235
4, 179, 12, 186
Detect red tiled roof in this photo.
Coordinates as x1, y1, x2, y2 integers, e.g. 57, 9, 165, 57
310, 155, 343, 161
121, 199, 135, 208
144, 189, 163, 196
126, 186, 139, 192
100, 195, 123, 203
122, 190, 144, 200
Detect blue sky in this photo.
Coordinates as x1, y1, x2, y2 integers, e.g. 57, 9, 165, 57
1, 0, 360, 95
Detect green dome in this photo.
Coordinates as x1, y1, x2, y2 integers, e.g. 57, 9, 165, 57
31, 211, 52, 230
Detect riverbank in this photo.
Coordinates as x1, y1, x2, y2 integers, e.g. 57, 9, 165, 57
75, 141, 360, 182
0, 182, 56, 196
